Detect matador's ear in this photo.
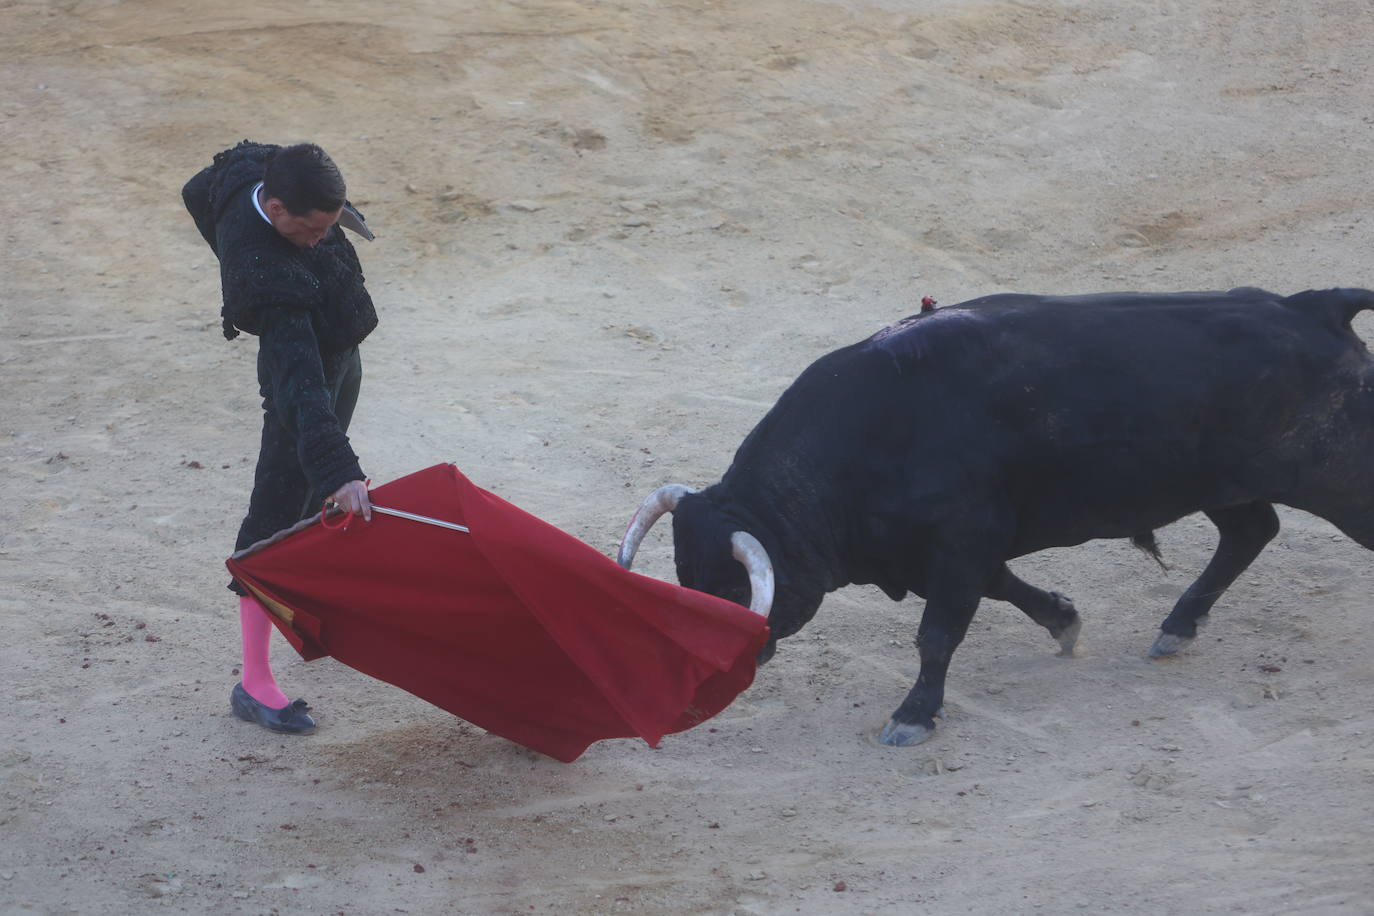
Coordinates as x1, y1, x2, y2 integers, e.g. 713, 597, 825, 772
338, 202, 375, 241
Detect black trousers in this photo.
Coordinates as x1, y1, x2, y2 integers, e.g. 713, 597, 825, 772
229, 346, 362, 593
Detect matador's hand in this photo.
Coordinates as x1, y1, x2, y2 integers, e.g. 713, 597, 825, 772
328, 479, 373, 522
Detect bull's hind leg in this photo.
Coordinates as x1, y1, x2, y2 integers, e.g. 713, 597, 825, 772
1149, 501, 1279, 658
985, 566, 1082, 656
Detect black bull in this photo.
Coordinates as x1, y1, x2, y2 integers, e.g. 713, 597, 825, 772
619, 287, 1374, 746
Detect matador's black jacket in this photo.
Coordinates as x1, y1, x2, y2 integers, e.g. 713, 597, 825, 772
183, 141, 378, 548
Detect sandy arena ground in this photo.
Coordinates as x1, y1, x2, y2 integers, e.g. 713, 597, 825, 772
3, 0, 1373, 913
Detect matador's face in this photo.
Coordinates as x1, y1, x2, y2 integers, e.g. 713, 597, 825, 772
262, 193, 341, 248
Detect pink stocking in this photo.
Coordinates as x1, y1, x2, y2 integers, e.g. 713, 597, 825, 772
239, 595, 290, 709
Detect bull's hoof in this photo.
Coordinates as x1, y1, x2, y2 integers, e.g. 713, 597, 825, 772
1046, 593, 1081, 657
1149, 616, 1208, 658
1055, 616, 1083, 657
1148, 632, 1193, 658
879, 719, 935, 747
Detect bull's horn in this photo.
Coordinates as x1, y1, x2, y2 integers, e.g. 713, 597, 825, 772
618, 484, 693, 569
730, 531, 775, 618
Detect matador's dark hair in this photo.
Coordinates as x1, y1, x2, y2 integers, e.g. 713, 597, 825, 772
262, 143, 346, 216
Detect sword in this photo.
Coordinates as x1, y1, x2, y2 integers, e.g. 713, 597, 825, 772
324, 501, 470, 533
371, 505, 469, 533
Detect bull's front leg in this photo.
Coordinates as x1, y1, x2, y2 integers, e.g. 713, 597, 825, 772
880, 573, 985, 747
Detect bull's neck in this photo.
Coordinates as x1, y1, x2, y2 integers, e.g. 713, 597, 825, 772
710, 471, 848, 595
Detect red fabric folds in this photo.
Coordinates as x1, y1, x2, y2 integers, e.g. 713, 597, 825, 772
225, 464, 769, 762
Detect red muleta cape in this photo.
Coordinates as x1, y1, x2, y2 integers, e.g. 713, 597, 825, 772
226, 463, 770, 762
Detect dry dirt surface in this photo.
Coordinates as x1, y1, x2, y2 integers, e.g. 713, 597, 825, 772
3, 0, 1373, 913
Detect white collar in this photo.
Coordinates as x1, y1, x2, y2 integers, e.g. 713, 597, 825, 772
251, 182, 272, 226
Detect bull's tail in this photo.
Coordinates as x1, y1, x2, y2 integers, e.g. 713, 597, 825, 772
1131, 531, 1168, 569
1281, 287, 1374, 329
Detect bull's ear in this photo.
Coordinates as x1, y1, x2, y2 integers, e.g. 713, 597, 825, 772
730, 531, 774, 617
618, 485, 694, 569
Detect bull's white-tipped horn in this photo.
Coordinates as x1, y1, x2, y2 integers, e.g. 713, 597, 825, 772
730, 531, 775, 619
618, 484, 693, 569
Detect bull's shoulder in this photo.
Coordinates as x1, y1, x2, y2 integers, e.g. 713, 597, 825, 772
863, 305, 998, 368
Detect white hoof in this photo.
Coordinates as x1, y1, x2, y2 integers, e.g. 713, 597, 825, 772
1150, 616, 1208, 658
1148, 634, 1192, 656
879, 719, 935, 747
1056, 617, 1083, 657
1148, 632, 1193, 658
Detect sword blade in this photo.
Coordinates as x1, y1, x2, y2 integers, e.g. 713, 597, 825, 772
372, 505, 470, 533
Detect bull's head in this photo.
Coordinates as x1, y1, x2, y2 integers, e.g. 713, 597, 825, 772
619, 485, 794, 663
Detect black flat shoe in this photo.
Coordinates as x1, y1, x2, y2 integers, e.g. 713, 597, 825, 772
231, 682, 317, 735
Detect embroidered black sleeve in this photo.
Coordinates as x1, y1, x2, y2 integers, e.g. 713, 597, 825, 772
258, 307, 364, 497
